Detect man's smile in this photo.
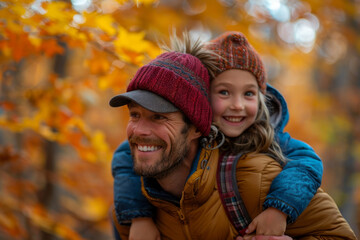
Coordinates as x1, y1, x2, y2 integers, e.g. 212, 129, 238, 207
137, 144, 162, 152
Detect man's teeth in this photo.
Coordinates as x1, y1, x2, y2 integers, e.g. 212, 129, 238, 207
225, 117, 243, 122
137, 145, 160, 152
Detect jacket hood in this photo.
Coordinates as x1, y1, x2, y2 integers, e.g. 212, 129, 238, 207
266, 84, 289, 133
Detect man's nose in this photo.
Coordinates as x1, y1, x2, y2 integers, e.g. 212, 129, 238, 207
132, 118, 152, 136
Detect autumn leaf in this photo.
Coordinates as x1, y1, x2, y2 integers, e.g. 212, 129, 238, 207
81, 12, 117, 36
39, 39, 64, 57
82, 197, 109, 220
113, 27, 152, 65
86, 48, 111, 75
6, 20, 23, 34
98, 66, 129, 91
42, 1, 75, 23
9, 3, 27, 16
62, 196, 109, 221
90, 131, 112, 162
4, 30, 35, 62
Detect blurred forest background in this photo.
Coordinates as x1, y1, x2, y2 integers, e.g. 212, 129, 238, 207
0, 0, 359, 239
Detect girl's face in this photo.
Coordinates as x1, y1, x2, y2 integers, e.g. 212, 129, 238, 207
210, 69, 259, 138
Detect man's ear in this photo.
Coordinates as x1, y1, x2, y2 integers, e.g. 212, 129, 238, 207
188, 126, 202, 140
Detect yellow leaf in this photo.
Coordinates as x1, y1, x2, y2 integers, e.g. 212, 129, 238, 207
63, 34, 87, 48
66, 28, 88, 42
7, 21, 23, 33
39, 125, 58, 141
0, 44, 11, 58
42, 1, 74, 23
44, 22, 70, 36
147, 42, 161, 59
114, 27, 152, 64
96, 15, 117, 36
21, 117, 39, 130
78, 149, 97, 162
10, 3, 26, 16
98, 67, 129, 91
61, 196, 108, 221
91, 131, 111, 160
114, 27, 150, 52
81, 12, 117, 36
82, 197, 108, 220
28, 36, 42, 48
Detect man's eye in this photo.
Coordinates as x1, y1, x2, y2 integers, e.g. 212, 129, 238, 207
129, 112, 140, 118
153, 114, 166, 120
219, 90, 229, 96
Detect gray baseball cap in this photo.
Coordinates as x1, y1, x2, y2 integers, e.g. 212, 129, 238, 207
109, 90, 179, 113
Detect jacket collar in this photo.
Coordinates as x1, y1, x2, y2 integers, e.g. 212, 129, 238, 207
266, 84, 289, 133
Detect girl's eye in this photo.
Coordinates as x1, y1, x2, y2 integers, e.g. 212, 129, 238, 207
219, 90, 229, 96
245, 91, 255, 97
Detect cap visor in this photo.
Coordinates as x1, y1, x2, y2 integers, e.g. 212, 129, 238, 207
109, 90, 179, 113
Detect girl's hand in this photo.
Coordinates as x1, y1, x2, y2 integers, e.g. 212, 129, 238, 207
129, 217, 161, 240
246, 207, 287, 236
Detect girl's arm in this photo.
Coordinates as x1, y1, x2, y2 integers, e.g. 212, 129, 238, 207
111, 140, 156, 223
263, 132, 323, 223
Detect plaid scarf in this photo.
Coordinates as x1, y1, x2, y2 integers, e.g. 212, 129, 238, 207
217, 153, 252, 236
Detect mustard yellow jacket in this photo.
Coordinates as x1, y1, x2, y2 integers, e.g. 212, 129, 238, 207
114, 148, 356, 240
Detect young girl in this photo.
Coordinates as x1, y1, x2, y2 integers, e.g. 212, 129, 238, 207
112, 32, 324, 239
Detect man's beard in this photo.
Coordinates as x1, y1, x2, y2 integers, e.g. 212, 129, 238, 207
129, 131, 190, 179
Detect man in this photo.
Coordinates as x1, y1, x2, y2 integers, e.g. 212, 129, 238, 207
109, 34, 356, 239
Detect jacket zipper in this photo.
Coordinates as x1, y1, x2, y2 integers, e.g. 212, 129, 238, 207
177, 209, 192, 240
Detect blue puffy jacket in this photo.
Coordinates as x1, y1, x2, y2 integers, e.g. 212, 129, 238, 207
111, 84, 323, 224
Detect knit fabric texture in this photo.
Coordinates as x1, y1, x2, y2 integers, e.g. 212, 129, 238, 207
206, 31, 267, 94
127, 51, 212, 136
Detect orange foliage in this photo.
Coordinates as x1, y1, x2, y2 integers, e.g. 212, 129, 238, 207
0, 0, 359, 238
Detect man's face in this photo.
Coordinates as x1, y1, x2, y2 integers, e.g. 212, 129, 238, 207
126, 102, 197, 179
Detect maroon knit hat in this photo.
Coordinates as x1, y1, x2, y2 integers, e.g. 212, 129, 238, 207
110, 51, 212, 136
206, 31, 267, 93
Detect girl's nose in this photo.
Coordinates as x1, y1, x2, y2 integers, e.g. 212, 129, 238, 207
230, 97, 245, 110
